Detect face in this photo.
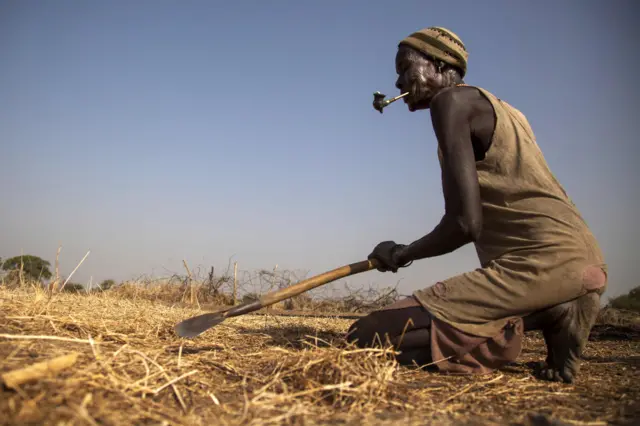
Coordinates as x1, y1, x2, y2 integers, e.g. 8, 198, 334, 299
395, 45, 444, 111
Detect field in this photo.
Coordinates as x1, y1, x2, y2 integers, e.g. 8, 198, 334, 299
1, 286, 639, 426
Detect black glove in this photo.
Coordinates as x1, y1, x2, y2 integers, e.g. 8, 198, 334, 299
367, 241, 409, 273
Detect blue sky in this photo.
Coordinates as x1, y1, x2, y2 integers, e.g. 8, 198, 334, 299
1, 1, 638, 300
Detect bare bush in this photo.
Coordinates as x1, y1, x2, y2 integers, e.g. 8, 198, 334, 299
94, 264, 402, 314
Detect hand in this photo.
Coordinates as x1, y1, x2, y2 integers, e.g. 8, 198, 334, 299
367, 241, 407, 273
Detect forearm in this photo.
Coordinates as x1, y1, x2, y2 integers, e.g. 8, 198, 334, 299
396, 215, 475, 263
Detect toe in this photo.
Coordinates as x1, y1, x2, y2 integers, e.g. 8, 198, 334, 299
541, 367, 555, 381
553, 370, 564, 382
560, 369, 575, 384
539, 366, 575, 384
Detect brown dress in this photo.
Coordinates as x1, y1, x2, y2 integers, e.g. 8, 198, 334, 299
412, 85, 608, 374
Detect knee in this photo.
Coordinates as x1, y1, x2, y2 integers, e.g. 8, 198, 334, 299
582, 265, 607, 294
395, 347, 433, 366
345, 314, 386, 348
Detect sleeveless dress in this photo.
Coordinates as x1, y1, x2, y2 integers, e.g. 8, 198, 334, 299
412, 85, 608, 374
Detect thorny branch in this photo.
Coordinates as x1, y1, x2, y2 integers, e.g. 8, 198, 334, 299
98, 263, 402, 314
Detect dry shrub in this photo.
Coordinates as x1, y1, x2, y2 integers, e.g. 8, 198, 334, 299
102, 276, 403, 315
109, 278, 234, 307
596, 306, 640, 327
0, 270, 45, 291
283, 293, 315, 311
278, 287, 401, 314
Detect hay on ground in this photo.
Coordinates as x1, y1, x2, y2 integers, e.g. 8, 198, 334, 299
0, 287, 638, 425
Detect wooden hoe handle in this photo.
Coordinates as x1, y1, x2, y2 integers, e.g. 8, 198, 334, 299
174, 259, 379, 338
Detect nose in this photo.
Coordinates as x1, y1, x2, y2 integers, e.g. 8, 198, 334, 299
395, 76, 403, 91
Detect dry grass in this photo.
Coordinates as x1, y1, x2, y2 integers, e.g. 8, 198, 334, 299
108, 280, 235, 308
1, 286, 639, 426
106, 278, 402, 315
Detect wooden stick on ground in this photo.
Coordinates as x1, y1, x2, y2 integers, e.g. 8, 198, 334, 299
1, 352, 80, 389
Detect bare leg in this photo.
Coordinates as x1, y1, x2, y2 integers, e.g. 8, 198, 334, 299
523, 291, 602, 383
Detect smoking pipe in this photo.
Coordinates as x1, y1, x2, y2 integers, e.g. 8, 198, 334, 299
372, 91, 409, 113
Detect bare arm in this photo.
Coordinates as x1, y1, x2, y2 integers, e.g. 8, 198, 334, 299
395, 87, 486, 264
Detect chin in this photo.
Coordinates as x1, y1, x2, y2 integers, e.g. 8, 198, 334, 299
407, 102, 428, 112
406, 95, 430, 112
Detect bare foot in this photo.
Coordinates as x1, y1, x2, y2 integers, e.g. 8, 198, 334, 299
527, 292, 601, 383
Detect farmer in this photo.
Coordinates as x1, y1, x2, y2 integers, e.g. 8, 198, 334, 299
346, 27, 608, 384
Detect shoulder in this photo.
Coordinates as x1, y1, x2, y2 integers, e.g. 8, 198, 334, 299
430, 85, 494, 122
430, 86, 498, 158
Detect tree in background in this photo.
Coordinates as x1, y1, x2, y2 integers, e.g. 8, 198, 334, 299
62, 282, 85, 293
2, 255, 52, 281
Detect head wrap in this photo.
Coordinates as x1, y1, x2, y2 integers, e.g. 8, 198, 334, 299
398, 27, 468, 77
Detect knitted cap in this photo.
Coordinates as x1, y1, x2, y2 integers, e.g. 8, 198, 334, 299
399, 27, 468, 77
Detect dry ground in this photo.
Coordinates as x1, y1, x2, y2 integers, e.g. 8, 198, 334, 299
1, 287, 639, 426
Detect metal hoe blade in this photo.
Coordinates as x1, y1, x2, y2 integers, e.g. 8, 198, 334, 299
174, 312, 227, 338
